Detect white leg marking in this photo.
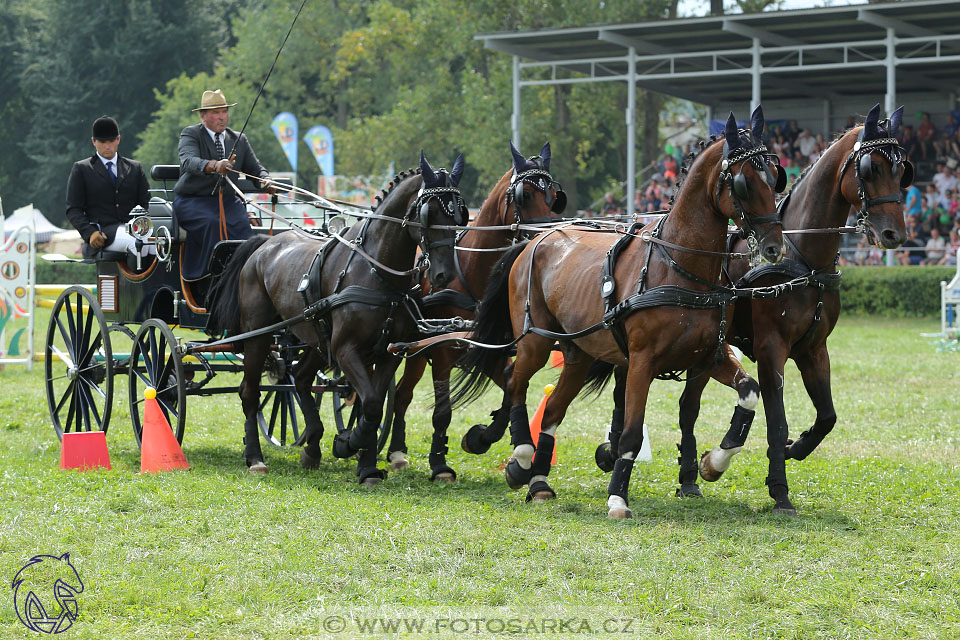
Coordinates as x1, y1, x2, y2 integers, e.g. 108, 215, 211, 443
607, 495, 632, 517
388, 451, 408, 464
708, 445, 742, 472
739, 390, 759, 411
541, 424, 557, 437
514, 443, 535, 469
620, 451, 636, 461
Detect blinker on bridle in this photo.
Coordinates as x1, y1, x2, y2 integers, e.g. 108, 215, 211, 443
508, 163, 567, 223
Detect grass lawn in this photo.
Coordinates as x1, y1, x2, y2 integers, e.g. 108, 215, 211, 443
0, 312, 957, 639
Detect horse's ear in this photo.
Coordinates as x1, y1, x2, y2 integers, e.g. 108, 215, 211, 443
449, 153, 465, 186
540, 141, 551, 170
724, 112, 741, 151
751, 104, 765, 143
509, 140, 526, 173
889, 105, 904, 137
420, 150, 437, 186
863, 103, 881, 140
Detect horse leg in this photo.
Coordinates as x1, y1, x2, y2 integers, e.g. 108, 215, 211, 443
699, 349, 761, 482
785, 345, 836, 461
607, 360, 653, 519
238, 335, 271, 474
504, 337, 552, 491
595, 366, 626, 472
428, 348, 458, 482
526, 352, 593, 503
461, 359, 513, 455
388, 355, 426, 471
755, 338, 796, 516
296, 348, 326, 470
675, 370, 710, 498
330, 352, 382, 471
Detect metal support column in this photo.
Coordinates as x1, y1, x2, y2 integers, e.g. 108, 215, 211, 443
626, 46, 636, 217
885, 27, 896, 266
751, 37, 761, 112
512, 56, 521, 148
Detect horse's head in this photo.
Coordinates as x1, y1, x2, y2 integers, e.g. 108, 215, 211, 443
507, 140, 566, 229
838, 103, 910, 248
408, 151, 468, 289
717, 106, 786, 263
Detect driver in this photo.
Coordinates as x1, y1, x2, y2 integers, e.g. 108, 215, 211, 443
65, 116, 152, 258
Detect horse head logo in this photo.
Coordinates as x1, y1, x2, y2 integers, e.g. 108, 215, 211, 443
11, 553, 84, 634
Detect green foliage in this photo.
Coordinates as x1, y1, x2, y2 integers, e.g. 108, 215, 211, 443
34, 256, 96, 284
839, 266, 955, 317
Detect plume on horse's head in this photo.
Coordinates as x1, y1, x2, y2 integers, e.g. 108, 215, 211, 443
420, 150, 464, 188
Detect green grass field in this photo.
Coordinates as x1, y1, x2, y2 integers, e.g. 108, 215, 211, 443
0, 313, 957, 639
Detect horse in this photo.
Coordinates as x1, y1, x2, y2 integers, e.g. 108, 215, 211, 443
453, 107, 785, 518
689, 103, 911, 514
386, 141, 565, 481
206, 152, 468, 484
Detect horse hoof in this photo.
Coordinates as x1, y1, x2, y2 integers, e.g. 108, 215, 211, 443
359, 467, 386, 487
461, 424, 491, 455
504, 458, 531, 490
676, 483, 703, 498
361, 476, 382, 487
699, 446, 740, 482
432, 472, 455, 484
248, 461, 268, 475
608, 507, 632, 520
530, 491, 554, 503
300, 448, 322, 470
388, 451, 409, 471
772, 503, 798, 517
594, 442, 615, 473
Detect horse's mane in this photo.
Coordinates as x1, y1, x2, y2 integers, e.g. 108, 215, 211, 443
371, 167, 422, 213
670, 136, 720, 208
791, 125, 856, 191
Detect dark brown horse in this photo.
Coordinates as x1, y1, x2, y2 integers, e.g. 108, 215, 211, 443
454, 108, 785, 518
691, 104, 910, 514
387, 142, 565, 480
206, 152, 467, 484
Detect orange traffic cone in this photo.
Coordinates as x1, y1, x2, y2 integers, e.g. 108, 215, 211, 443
550, 349, 564, 368
60, 431, 111, 471
140, 387, 189, 473
529, 383, 558, 464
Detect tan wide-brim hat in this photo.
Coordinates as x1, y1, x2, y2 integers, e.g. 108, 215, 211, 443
192, 89, 238, 112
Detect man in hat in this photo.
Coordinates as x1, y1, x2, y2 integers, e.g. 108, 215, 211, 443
66, 116, 151, 258
173, 89, 275, 280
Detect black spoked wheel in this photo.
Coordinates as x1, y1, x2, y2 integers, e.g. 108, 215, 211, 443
45, 286, 113, 440
331, 367, 394, 453
129, 319, 186, 447
257, 350, 308, 447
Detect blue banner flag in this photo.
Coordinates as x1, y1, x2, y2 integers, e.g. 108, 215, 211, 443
270, 112, 298, 173
304, 125, 334, 177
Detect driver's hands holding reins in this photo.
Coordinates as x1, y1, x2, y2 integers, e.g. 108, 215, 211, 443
205, 158, 233, 175
89, 230, 108, 249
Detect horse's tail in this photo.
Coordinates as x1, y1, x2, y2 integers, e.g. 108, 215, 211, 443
451, 241, 528, 408
578, 359, 616, 399
206, 235, 270, 337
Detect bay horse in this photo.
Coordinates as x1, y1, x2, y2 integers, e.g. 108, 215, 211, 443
206, 152, 467, 484
387, 142, 565, 481
453, 108, 785, 518
691, 103, 911, 514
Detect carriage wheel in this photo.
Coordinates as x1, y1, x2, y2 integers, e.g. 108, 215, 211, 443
45, 286, 113, 440
256, 350, 308, 447
129, 319, 186, 446
331, 367, 394, 453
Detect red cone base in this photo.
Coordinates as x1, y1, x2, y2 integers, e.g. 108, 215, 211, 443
60, 431, 111, 471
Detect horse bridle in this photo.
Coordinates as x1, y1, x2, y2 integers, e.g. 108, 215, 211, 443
717, 141, 786, 257
837, 133, 913, 244
505, 163, 566, 239
406, 183, 468, 273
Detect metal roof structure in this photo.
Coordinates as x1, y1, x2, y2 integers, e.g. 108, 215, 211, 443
476, 0, 960, 212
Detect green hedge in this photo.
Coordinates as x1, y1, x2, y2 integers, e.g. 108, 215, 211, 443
35, 256, 96, 284
839, 266, 955, 317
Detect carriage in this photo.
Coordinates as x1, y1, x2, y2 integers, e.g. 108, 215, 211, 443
44, 164, 394, 453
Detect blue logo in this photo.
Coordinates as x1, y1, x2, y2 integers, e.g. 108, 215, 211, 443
11, 553, 84, 634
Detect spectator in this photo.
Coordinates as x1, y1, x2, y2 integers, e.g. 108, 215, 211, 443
797, 129, 817, 158
938, 229, 960, 266
923, 183, 940, 220
922, 227, 946, 265
900, 125, 917, 161
601, 192, 620, 216
934, 165, 958, 203
935, 113, 958, 159
917, 112, 936, 160
784, 119, 801, 145
949, 190, 960, 219
663, 154, 678, 180
897, 227, 924, 265
904, 180, 923, 220
783, 156, 802, 186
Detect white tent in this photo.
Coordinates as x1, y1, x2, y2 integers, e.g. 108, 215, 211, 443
2, 204, 64, 243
